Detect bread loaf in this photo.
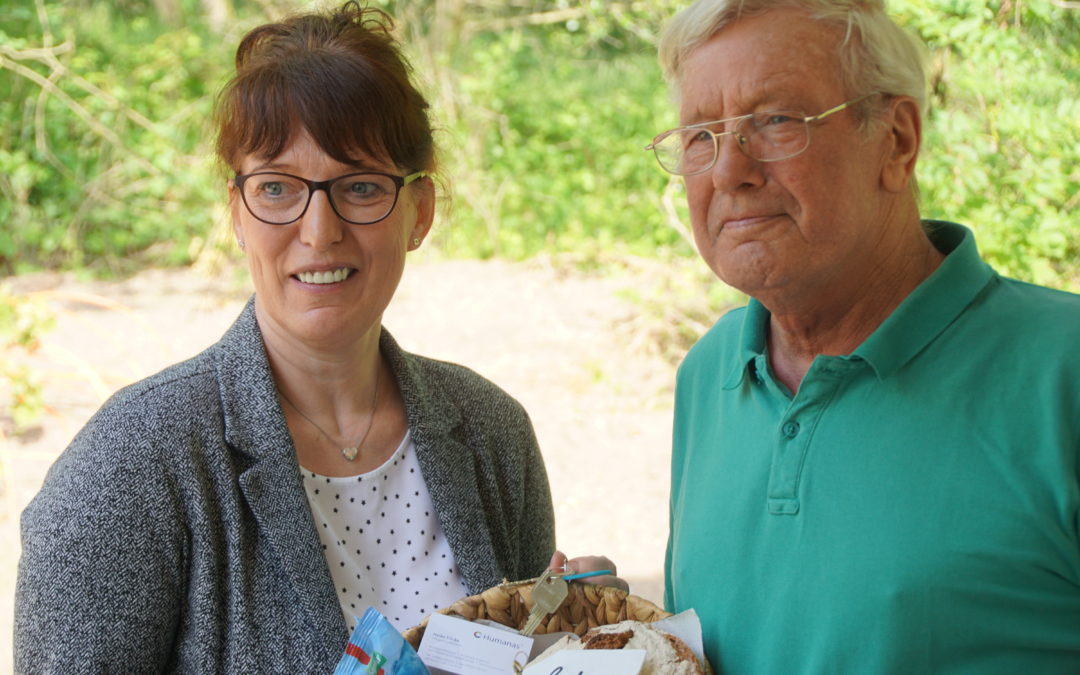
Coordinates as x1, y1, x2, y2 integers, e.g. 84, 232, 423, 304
532, 619, 704, 675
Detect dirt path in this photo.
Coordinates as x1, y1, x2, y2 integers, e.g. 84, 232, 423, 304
1, 254, 684, 669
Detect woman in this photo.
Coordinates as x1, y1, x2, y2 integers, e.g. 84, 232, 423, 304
15, 4, 617, 671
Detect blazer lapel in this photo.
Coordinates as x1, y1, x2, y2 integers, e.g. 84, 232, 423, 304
215, 299, 347, 644
380, 330, 502, 593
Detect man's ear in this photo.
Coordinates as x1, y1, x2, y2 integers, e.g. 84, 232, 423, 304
881, 96, 921, 194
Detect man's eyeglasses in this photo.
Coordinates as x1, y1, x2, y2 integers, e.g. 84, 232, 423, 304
233, 170, 426, 225
645, 93, 877, 176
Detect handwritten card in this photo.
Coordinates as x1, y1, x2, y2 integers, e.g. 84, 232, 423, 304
522, 649, 646, 674
417, 613, 533, 675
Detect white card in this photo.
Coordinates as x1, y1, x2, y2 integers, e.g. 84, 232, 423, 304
417, 613, 533, 675
523, 649, 646, 674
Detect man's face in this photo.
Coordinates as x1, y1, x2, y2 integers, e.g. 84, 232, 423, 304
679, 8, 893, 305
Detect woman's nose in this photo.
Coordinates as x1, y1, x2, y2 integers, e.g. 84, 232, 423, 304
298, 188, 345, 249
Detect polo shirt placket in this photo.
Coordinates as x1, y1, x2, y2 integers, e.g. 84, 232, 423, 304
762, 354, 860, 516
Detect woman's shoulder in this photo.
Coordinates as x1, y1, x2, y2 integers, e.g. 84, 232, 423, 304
58, 345, 229, 473
406, 351, 525, 411
97, 347, 222, 425
22, 352, 222, 529
380, 331, 530, 425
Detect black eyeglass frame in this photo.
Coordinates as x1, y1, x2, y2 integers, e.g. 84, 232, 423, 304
233, 170, 427, 225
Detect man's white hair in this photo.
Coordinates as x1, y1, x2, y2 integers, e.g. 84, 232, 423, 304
658, 0, 928, 118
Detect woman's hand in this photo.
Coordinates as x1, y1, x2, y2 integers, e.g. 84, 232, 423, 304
548, 550, 630, 592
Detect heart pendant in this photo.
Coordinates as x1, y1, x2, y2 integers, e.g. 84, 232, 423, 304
341, 446, 359, 461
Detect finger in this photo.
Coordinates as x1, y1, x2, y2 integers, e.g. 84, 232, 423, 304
578, 574, 630, 593
566, 555, 617, 576
548, 549, 568, 572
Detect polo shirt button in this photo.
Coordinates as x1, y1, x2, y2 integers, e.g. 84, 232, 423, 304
782, 421, 800, 438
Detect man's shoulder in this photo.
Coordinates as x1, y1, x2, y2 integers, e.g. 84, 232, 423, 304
980, 275, 1080, 339
992, 275, 1080, 309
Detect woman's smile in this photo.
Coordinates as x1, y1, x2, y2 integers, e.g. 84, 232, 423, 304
294, 266, 356, 285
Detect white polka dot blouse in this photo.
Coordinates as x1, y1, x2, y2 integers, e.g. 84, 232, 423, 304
302, 430, 469, 632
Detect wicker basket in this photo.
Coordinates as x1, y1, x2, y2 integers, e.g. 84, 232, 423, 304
402, 576, 671, 649
404, 577, 715, 673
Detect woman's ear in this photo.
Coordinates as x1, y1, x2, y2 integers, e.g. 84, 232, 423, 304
881, 96, 921, 194
227, 178, 245, 247
408, 176, 436, 250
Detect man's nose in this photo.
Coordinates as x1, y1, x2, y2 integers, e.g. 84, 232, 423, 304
709, 131, 764, 191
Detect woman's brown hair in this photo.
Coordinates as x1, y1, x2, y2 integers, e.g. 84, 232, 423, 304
214, 1, 434, 175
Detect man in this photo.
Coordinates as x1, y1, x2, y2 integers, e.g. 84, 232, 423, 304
648, 0, 1080, 672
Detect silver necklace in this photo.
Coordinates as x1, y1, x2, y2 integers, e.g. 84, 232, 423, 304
277, 365, 380, 461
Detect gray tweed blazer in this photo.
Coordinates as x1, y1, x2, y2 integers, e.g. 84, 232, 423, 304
15, 299, 555, 673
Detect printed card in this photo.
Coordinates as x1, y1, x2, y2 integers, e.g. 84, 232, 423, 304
522, 649, 646, 674
417, 613, 533, 675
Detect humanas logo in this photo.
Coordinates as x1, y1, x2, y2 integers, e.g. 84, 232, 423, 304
473, 631, 521, 648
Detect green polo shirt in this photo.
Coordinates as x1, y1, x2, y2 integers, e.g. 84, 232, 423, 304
666, 222, 1080, 674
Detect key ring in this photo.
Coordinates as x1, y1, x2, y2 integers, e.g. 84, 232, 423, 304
560, 569, 613, 582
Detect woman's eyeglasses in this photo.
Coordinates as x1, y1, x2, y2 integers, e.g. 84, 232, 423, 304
233, 170, 426, 225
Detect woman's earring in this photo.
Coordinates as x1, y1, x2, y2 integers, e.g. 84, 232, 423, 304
237, 239, 246, 250
412, 237, 421, 248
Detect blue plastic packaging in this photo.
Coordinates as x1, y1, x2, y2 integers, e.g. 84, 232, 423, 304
333, 607, 430, 675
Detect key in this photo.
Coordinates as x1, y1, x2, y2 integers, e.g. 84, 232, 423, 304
520, 572, 568, 636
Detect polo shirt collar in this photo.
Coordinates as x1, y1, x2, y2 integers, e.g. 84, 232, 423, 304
854, 221, 995, 379
723, 221, 996, 388
724, 298, 769, 389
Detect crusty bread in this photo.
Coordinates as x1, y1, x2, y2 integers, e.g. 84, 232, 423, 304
533, 620, 704, 675
581, 629, 634, 650
663, 632, 701, 670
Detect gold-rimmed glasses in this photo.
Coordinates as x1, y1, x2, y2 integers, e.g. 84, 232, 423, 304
233, 170, 427, 225
646, 93, 878, 176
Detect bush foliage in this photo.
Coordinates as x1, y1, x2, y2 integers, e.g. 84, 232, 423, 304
1, 0, 1077, 289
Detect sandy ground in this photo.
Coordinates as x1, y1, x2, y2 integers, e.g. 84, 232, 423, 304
1, 253, 686, 670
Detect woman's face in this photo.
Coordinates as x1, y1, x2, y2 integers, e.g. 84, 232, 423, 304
230, 128, 434, 351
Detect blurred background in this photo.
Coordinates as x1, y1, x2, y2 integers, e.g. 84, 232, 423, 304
1, 0, 1078, 670
2, 0, 1078, 278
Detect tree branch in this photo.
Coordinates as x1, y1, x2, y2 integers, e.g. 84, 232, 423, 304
660, 175, 696, 250
464, 7, 589, 32
0, 54, 160, 176
1, 43, 161, 135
